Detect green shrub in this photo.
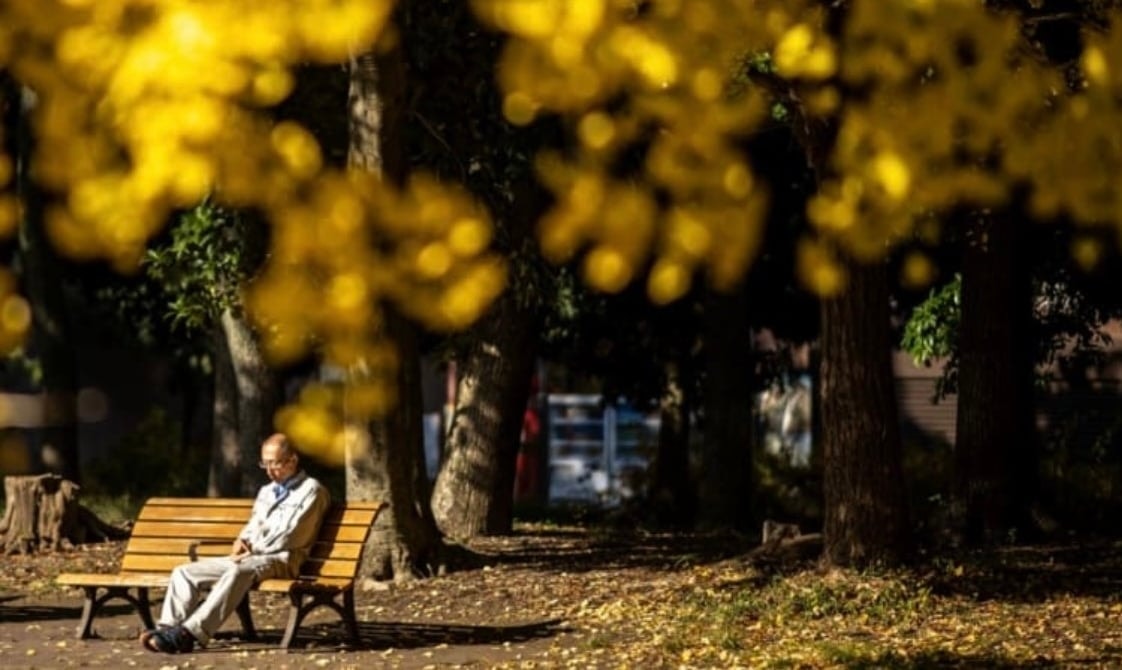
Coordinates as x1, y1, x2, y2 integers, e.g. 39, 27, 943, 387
82, 408, 208, 503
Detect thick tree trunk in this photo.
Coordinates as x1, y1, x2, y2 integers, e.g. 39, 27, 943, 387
648, 362, 695, 527
431, 294, 538, 538
697, 284, 754, 531
0, 474, 127, 554
347, 50, 405, 181
820, 260, 909, 567
221, 309, 282, 496
208, 322, 242, 496
955, 212, 1037, 544
347, 310, 442, 580
15, 86, 79, 482
347, 35, 444, 580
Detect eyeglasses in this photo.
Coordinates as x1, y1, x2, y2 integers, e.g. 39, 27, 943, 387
258, 457, 292, 469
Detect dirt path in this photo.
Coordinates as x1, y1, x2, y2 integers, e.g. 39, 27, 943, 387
8, 526, 1122, 668
0, 525, 738, 669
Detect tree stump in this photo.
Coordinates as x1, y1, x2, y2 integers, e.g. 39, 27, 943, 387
0, 475, 43, 555
0, 474, 128, 554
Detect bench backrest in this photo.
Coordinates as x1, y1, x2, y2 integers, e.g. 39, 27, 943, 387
120, 497, 383, 581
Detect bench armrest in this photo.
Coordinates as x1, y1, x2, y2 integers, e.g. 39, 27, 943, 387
187, 541, 230, 562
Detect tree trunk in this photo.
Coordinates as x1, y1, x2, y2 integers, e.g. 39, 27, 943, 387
14, 86, 79, 482
431, 293, 538, 538
820, 260, 909, 567
0, 474, 127, 554
347, 32, 444, 580
697, 284, 754, 531
346, 309, 442, 580
648, 361, 695, 527
208, 322, 242, 496
955, 211, 1037, 544
221, 308, 282, 496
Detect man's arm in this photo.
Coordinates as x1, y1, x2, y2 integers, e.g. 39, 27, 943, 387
251, 479, 330, 555
230, 537, 252, 560
232, 488, 271, 559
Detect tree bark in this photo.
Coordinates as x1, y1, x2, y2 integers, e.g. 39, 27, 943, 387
820, 260, 909, 567
347, 30, 444, 580
346, 309, 442, 580
431, 293, 538, 538
14, 86, 79, 482
648, 361, 695, 527
697, 284, 754, 531
955, 211, 1037, 543
221, 308, 282, 496
0, 474, 41, 554
208, 321, 243, 496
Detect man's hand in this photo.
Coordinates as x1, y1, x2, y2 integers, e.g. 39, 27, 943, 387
230, 537, 252, 562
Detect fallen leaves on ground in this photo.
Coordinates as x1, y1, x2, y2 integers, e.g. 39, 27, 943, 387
2, 525, 1122, 668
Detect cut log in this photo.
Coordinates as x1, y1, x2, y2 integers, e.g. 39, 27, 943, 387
0, 474, 128, 554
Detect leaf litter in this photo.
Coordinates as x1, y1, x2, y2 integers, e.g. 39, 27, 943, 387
1, 525, 1122, 667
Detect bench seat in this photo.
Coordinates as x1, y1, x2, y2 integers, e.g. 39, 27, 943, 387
57, 496, 384, 649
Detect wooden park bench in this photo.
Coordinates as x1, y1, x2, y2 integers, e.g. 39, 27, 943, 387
56, 497, 385, 648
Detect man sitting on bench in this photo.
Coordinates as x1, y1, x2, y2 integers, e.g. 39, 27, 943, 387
141, 432, 331, 654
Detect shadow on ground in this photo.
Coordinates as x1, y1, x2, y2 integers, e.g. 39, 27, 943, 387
0, 601, 135, 624
483, 529, 755, 574
927, 542, 1122, 604
212, 618, 567, 653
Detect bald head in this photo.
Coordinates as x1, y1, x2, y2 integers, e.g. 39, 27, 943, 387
260, 433, 299, 482
263, 433, 293, 458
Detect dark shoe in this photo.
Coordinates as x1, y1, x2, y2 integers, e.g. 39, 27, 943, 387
169, 625, 196, 653
141, 625, 195, 654
140, 627, 177, 653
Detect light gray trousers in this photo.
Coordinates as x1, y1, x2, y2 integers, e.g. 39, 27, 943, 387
158, 555, 288, 645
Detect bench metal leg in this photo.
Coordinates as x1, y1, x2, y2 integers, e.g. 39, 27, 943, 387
75, 586, 154, 639
280, 591, 310, 649
234, 594, 258, 641
279, 588, 357, 650
136, 588, 155, 631
342, 588, 359, 645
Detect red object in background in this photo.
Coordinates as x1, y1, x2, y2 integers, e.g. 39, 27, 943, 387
514, 447, 538, 502
514, 405, 541, 502
521, 405, 540, 444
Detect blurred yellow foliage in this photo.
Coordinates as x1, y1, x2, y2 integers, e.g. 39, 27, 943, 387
0, 0, 504, 461
6, 0, 1122, 460
0, 269, 29, 353
476, 0, 806, 301
480, 0, 1122, 299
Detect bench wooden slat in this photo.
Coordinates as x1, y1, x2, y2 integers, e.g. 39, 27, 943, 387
119, 555, 198, 573
138, 507, 254, 523
256, 576, 354, 593
289, 558, 363, 579
314, 524, 372, 543
143, 498, 255, 507
322, 508, 383, 524
307, 542, 364, 560
129, 520, 246, 538
57, 572, 170, 588
127, 522, 372, 543
124, 538, 365, 561
122, 554, 363, 577
57, 497, 385, 648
